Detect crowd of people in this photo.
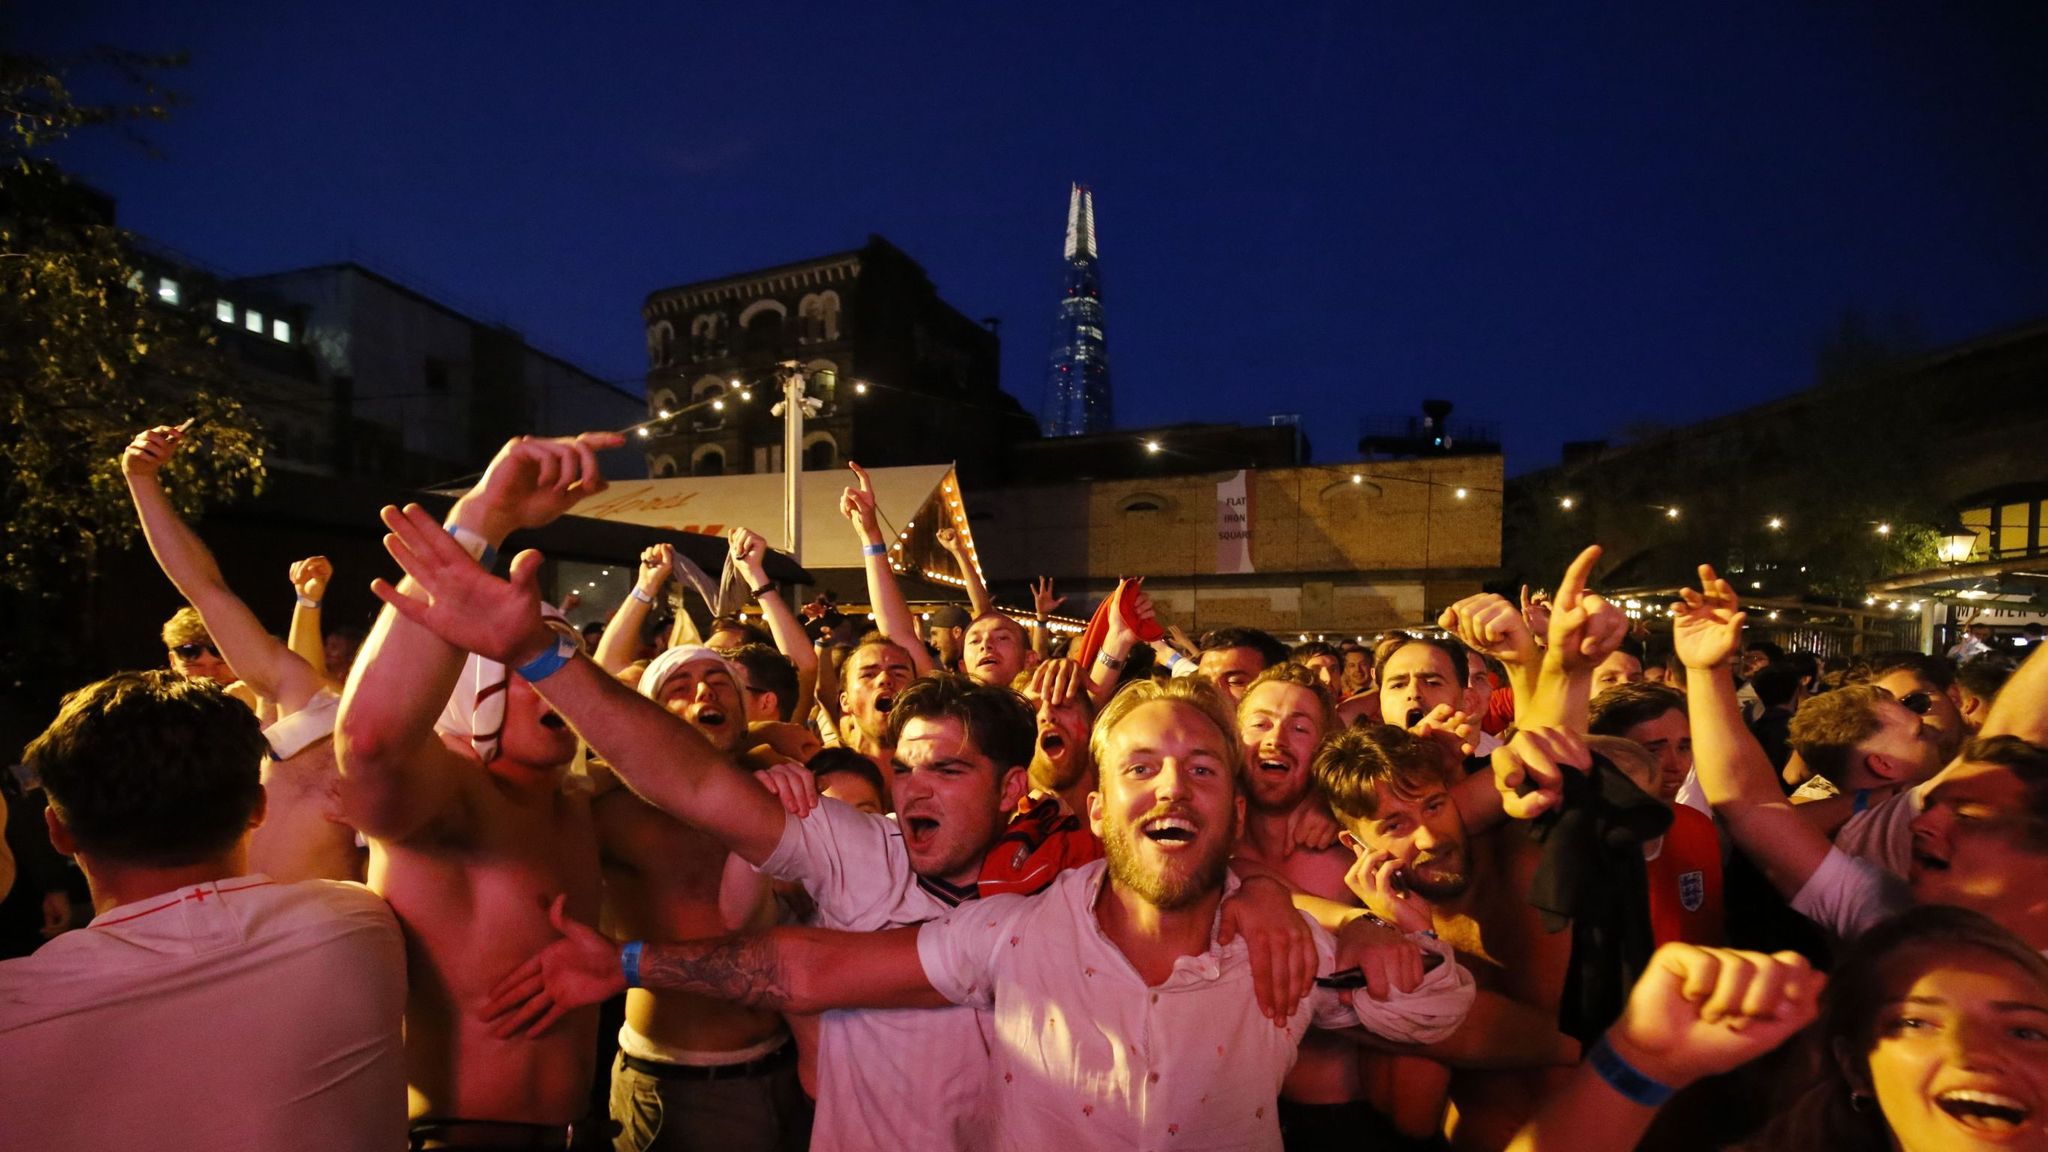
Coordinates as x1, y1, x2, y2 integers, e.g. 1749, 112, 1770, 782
1, 426, 2043, 1152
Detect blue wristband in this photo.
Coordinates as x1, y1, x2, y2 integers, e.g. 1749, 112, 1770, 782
862, 542, 887, 557
445, 523, 500, 570
1589, 1035, 1675, 1107
514, 633, 577, 683
621, 940, 644, 989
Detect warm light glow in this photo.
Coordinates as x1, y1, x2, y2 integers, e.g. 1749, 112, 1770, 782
1665, 507, 1681, 520
739, 389, 752, 401
658, 409, 672, 419
729, 378, 741, 388
1767, 517, 1784, 530
1767, 611, 1779, 621
854, 381, 869, 395
1877, 523, 1892, 536
1560, 497, 1575, 510
1864, 597, 1877, 606
1454, 487, 1468, 499
636, 428, 649, 439
712, 399, 725, 411
1908, 601, 1922, 611
1351, 473, 1363, 485
1144, 439, 1162, 454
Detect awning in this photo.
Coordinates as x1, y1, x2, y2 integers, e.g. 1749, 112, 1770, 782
566, 463, 961, 572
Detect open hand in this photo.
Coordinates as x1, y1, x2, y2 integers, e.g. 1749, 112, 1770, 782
1218, 874, 1317, 1023
461, 432, 623, 539
1031, 576, 1065, 619
1026, 657, 1085, 708
1671, 565, 1746, 671
479, 895, 625, 1039
753, 761, 819, 819
369, 503, 555, 667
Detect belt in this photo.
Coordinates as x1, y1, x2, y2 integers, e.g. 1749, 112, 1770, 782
621, 1039, 795, 1082
409, 1118, 604, 1151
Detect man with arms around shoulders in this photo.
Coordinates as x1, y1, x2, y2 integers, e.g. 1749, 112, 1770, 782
0, 671, 404, 1150
485, 679, 1474, 1152
338, 432, 617, 1147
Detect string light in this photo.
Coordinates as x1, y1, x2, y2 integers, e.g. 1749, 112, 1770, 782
1560, 497, 1575, 510
1877, 523, 1892, 536
1144, 439, 1162, 454
1454, 487, 1468, 499
1767, 517, 1783, 530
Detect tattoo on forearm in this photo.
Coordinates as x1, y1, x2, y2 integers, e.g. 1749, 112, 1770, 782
641, 934, 794, 1009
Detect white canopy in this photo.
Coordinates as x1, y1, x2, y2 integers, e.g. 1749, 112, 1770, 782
566, 464, 956, 570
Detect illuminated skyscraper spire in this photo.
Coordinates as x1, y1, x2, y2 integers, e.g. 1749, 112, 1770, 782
1041, 183, 1112, 436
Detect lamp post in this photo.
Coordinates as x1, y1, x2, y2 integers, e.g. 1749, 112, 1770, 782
769, 361, 824, 564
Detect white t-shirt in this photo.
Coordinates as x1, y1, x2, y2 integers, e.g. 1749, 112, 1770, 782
916, 861, 1475, 1152
1832, 786, 1922, 879
1790, 847, 1910, 941
0, 876, 406, 1151
760, 798, 994, 1152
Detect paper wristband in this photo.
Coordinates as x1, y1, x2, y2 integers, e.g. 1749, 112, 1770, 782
445, 523, 500, 569
514, 633, 578, 683
296, 594, 321, 609
862, 543, 887, 557
622, 940, 645, 989
1589, 1035, 1675, 1107
630, 587, 656, 605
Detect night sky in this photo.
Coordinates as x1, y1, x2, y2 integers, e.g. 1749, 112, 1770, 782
20, 2, 2048, 473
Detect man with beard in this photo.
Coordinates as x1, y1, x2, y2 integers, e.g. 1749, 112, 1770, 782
599, 643, 803, 1152
338, 433, 615, 1147
1317, 724, 1578, 1149
483, 679, 1473, 1152
962, 611, 1035, 688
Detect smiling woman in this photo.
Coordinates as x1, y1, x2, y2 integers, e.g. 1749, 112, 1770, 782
1743, 905, 2048, 1152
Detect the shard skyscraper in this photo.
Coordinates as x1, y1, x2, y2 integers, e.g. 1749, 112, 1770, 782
1040, 183, 1113, 436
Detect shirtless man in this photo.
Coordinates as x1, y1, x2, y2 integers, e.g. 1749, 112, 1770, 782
123, 423, 357, 883
337, 432, 616, 1146
603, 644, 802, 1151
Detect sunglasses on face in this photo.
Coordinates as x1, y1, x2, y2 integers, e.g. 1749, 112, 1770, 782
1898, 691, 1935, 716
171, 642, 221, 661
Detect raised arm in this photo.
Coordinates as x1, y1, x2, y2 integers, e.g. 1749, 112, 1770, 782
595, 543, 671, 674
366, 501, 793, 864
122, 425, 327, 713
936, 527, 993, 619
286, 556, 333, 681
1438, 592, 1542, 717
1527, 545, 1628, 733
1673, 566, 1831, 897
480, 896, 944, 1039
1506, 945, 1820, 1152
1029, 576, 1065, 659
1084, 578, 1156, 709
731, 526, 817, 716
337, 433, 618, 841
840, 462, 931, 674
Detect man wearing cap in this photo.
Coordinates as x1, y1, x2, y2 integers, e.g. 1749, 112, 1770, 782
338, 432, 616, 1149
927, 603, 972, 673
596, 643, 804, 1151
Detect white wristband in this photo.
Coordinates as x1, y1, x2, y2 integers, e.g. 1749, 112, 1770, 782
296, 594, 321, 609
630, 587, 655, 605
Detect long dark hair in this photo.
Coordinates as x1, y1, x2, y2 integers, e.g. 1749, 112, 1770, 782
1745, 904, 2048, 1151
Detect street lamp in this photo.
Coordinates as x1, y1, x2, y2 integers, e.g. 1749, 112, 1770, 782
1937, 524, 1977, 565
769, 362, 825, 562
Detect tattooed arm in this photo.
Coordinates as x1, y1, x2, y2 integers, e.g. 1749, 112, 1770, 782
482, 898, 947, 1037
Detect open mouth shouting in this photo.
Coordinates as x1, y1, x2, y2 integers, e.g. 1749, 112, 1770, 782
691, 705, 729, 731
1935, 1087, 2032, 1135
1038, 729, 1068, 761
874, 693, 896, 714
900, 808, 942, 853
1140, 809, 1201, 849
1255, 755, 1293, 780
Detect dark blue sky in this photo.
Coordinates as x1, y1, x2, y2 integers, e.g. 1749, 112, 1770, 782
22, 2, 2048, 472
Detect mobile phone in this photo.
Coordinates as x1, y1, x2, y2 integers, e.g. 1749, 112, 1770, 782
1314, 951, 1447, 989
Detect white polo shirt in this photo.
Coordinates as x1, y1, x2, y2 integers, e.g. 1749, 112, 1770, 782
0, 875, 406, 1151
916, 861, 1475, 1152
760, 798, 994, 1152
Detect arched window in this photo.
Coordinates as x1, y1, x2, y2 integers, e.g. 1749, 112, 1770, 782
803, 431, 838, 471
691, 376, 727, 401
651, 454, 679, 478
805, 359, 838, 403
650, 388, 679, 418
691, 445, 726, 477
647, 320, 675, 368
739, 300, 788, 356
1120, 493, 1169, 514
689, 312, 726, 359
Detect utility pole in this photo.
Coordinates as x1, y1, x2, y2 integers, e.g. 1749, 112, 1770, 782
770, 361, 823, 563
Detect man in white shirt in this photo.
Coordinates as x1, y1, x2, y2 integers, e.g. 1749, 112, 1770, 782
482, 679, 1473, 1152
0, 670, 406, 1151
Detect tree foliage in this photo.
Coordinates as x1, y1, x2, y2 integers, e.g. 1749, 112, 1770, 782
0, 50, 266, 596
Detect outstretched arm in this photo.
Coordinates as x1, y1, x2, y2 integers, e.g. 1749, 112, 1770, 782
841, 462, 931, 674
731, 527, 818, 716
1673, 566, 1831, 898
338, 433, 619, 841
1029, 576, 1065, 659
123, 425, 327, 714
480, 896, 944, 1038
1527, 545, 1628, 733
1438, 591, 1542, 717
1085, 579, 1156, 709
367, 501, 793, 864
937, 527, 993, 619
